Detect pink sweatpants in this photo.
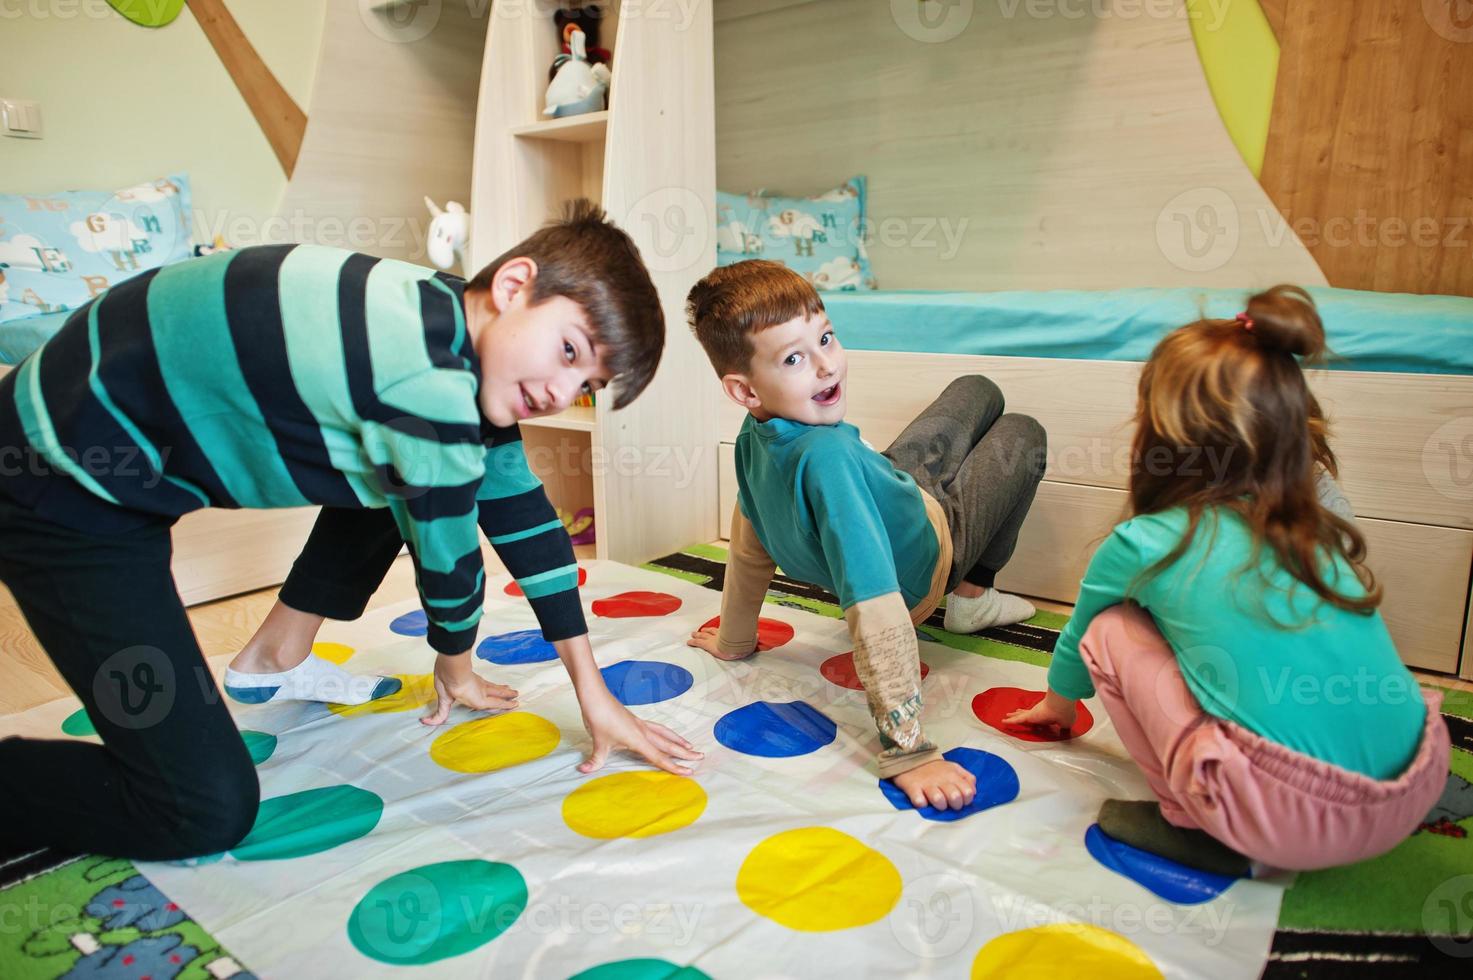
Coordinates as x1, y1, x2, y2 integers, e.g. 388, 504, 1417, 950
1078, 604, 1450, 871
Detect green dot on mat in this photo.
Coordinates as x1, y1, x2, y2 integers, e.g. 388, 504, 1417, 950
230, 785, 382, 862
241, 730, 277, 765
347, 859, 528, 965
569, 959, 712, 980
61, 708, 96, 736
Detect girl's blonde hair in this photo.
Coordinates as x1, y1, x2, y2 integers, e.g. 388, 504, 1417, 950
1130, 285, 1380, 612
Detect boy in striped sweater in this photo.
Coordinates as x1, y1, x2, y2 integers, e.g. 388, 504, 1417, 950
0, 201, 699, 861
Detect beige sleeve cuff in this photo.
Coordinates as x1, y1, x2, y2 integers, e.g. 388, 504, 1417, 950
845, 592, 939, 775
717, 504, 778, 658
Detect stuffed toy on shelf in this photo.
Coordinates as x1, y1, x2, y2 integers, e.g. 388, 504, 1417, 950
545, 4, 612, 117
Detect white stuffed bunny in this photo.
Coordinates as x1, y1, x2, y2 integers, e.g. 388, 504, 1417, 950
424, 197, 470, 274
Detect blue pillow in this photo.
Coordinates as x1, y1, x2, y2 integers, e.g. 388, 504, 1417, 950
716, 176, 876, 291
0, 174, 194, 326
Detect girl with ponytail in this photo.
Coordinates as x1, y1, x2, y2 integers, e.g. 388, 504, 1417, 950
1006, 286, 1449, 874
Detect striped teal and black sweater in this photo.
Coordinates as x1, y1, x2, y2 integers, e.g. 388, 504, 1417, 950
0, 244, 586, 653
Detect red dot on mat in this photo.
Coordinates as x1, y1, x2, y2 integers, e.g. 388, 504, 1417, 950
699, 616, 795, 652
505, 566, 587, 597
170, 954, 182, 963
113, 899, 125, 907
166, 903, 178, 911
972, 686, 1094, 742
820, 651, 930, 691
592, 590, 683, 618
122, 955, 134, 965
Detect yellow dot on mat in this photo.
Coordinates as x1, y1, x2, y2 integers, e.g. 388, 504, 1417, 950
562, 772, 707, 839
736, 827, 901, 931
328, 674, 436, 717
313, 641, 355, 665
430, 713, 561, 773
970, 923, 1163, 979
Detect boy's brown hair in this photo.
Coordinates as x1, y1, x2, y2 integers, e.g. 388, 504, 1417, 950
468, 199, 662, 409
685, 260, 825, 375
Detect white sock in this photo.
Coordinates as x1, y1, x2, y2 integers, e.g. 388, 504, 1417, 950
943, 588, 1036, 634
223, 654, 400, 706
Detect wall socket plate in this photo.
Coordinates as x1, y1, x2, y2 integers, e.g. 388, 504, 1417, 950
1, 99, 43, 139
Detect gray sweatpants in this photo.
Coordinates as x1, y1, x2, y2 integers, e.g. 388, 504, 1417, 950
882, 376, 1047, 593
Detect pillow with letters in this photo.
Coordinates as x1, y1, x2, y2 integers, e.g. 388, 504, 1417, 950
715, 175, 875, 291
0, 173, 194, 325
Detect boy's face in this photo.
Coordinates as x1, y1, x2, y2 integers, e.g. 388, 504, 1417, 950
467, 258, 612, 428
722, 312, 847, 425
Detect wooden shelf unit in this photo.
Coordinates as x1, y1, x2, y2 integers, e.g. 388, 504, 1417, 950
470, 1, 718, 565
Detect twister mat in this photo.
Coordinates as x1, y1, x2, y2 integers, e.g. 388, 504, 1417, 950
2, 561, 1288, 977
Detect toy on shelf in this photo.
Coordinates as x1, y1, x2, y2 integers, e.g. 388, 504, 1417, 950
423, 197, 470, 274
544, 5, 611, 117
563, 506, 596, 547
551, 4, 611, 72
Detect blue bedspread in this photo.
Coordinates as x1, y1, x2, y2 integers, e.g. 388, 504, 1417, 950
825, 286, 1473, 375
5, 286, 1470, 375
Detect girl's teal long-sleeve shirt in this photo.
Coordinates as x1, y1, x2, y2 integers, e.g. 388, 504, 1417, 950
1047, 507, 1425, 780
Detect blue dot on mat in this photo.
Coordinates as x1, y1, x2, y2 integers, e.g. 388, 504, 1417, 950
600, 660, 694, 706
389, 609, 428, 637
1084, 823, 1241, 905
879, 746, 1020, 822
476, 629, 558, 665
714, 700, 837, 758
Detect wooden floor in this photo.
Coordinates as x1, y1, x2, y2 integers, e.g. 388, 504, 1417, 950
1, 542, 1468, 718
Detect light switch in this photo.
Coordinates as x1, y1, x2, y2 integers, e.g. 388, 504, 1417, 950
2, 99, 43, 139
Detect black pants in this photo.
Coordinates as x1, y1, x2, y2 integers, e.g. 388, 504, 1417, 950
278, 506, 409, 621
0, 498, 259, 861
883, 376, 1047, 591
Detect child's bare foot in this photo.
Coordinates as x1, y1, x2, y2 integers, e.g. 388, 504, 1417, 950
686, 627, 756, 661
891, 759, 977, 811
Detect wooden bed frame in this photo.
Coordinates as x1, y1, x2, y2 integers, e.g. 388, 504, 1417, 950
717, 353, 1473, 679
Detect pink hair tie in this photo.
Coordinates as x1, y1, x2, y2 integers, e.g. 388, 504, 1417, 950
1235, 312, 1255, 331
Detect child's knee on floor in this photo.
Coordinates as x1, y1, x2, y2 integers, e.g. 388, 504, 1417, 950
154, 751, 261, 858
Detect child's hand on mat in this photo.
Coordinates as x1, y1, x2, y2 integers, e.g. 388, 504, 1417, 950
577, 689, 704, 776
892, 759, 978, 811
686, 627, 755, 661
420, 653, 520, 726
1004, 690, 1078, 733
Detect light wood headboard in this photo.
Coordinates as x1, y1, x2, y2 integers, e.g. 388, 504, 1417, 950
715, 0, 1325, 291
